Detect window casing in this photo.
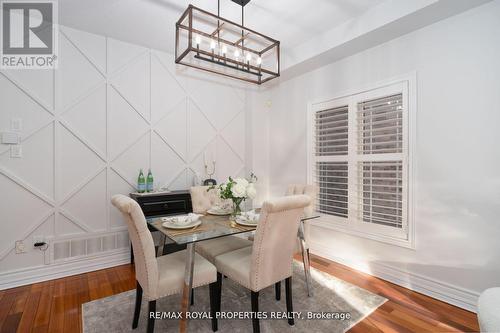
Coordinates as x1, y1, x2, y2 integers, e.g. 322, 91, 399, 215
308, 79, 414, 248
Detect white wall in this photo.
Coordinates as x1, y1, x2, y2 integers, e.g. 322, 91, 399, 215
0, 26, 248, 288
251, 0, 500, 311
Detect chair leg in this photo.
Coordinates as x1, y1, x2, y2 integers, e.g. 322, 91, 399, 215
147, 300, 156, 333
191, 288, 195, 305
285, 277, 294, 326
216, 272, 222, 313
251, 291, 260, 333
209, 282, 218, 332
132, 281, 142, 329
275, 281, 281, 301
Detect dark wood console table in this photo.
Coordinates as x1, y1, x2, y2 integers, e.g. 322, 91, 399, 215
129, 190, 193, 261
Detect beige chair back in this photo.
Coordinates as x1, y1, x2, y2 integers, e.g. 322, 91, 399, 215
111, 195, 159, 299
190, 186, 224, 214
250, 195, 311, 291
286, 184, 318, 217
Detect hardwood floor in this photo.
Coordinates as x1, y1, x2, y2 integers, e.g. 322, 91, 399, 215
0, 254, 479, 333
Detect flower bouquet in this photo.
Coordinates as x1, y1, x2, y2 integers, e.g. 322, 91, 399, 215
210, 173, 257, 218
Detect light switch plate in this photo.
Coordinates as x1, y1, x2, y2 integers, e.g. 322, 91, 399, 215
10, 145, 22, 158
1, 132, 20, 144
11, 118, 23, 131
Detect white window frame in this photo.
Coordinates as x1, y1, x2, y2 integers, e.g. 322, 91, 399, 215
307, 73, 416, 249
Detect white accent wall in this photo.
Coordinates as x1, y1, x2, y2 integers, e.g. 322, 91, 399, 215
0, 26, 248, 288
250, 1, 500, 311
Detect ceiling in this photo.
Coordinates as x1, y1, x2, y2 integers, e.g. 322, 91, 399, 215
58, 0, 385, 64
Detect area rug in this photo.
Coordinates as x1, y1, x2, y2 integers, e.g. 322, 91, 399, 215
83, 261, 386, 332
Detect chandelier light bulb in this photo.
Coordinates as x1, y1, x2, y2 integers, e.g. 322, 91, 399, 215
210, 40, 216, 50
246, 53, 252, 62
195, 35, 201, 46
221, 45, 227, 55
257, 57, 262, 65
234, 50, 240, 58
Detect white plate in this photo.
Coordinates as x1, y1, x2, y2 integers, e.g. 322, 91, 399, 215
161, 219, 202, 230
207, 208, 232, 216
235, 218, 259, 227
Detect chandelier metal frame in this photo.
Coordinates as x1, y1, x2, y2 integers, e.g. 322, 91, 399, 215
175, 0, 280, 85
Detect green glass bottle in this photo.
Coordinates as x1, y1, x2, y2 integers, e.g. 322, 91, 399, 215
137, 169, 146, 193
146, 169, 154, 192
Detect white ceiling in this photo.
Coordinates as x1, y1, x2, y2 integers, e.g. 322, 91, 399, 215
58, 0, 385, 61
58, 0, 491, 75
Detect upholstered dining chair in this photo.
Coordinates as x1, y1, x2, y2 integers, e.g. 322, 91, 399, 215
213, 195, 311, 333
111, 194, 218, 333
190, 186, 253, 264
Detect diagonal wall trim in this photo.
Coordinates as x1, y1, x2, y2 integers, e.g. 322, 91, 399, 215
107, 48, 149, 77
108, 84, 150, 126
60, 29, 107, 79
153, 128, 187, 164
59, 82, 107, 117
151, 51, 188, 95
167, 167, 188, 190
219, 110, 246, 162
110, 129, 151, 164
58, 209, 94, 234
109, 166, 139, 190
188, 97, 218, 133
0, 71, 54, 115
58, 118, 107, 162
58, 166, 107, 206
0, 165, 55, 207
0, 211, 54, 261
0, 120, 55, 156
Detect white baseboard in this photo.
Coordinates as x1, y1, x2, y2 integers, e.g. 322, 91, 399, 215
0, 250, 131, 290
309, 241, 479, 313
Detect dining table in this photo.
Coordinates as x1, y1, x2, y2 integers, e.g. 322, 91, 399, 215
147, 210, 320, 333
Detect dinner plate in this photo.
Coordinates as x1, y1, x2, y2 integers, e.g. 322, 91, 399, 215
235, 217, 259, 227
207, 208, 232, 216
161, 219, 202, 230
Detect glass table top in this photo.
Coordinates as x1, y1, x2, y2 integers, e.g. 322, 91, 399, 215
147, 211, 320, 245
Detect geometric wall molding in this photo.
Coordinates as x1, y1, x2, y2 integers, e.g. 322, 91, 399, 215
107, 38, 148, 75
0, 122, 55, 200
154, 98, 187, 162
151, 53, 186, 124
61, 26, 107, 75
0, 25, 248, 285
57, 123, 106, 200
61, 84, 107, 156
110, 54, 150, 122
108, 86, 150, 160
56, 33, 105, 112
0, 73, 53, 149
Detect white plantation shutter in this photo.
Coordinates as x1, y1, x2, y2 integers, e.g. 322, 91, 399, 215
316, 161, 348, 217
314, 104, 349, 219
315, 106, 348, 156
310, 81, 411, 245
356, 93, 405, 229
357, 93, 403, 154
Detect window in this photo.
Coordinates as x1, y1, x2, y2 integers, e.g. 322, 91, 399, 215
308, 79, 414, 247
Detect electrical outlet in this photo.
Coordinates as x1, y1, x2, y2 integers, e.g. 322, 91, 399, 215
10, 145, 22, 158
33, 235, 45, 246
15, 240, 26, 254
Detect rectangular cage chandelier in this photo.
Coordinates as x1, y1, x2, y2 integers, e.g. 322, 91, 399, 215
175, 0, 280, 85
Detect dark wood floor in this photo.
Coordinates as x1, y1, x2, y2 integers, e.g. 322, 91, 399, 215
0, 254, 479, 333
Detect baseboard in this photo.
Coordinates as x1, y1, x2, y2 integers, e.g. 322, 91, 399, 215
309, 241, 479, 313
0, 250, 131, 290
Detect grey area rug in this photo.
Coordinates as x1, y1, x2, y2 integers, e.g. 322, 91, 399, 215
83, 261, 386, 333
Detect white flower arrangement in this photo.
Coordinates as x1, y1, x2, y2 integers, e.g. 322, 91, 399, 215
210, 173, 257, 215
